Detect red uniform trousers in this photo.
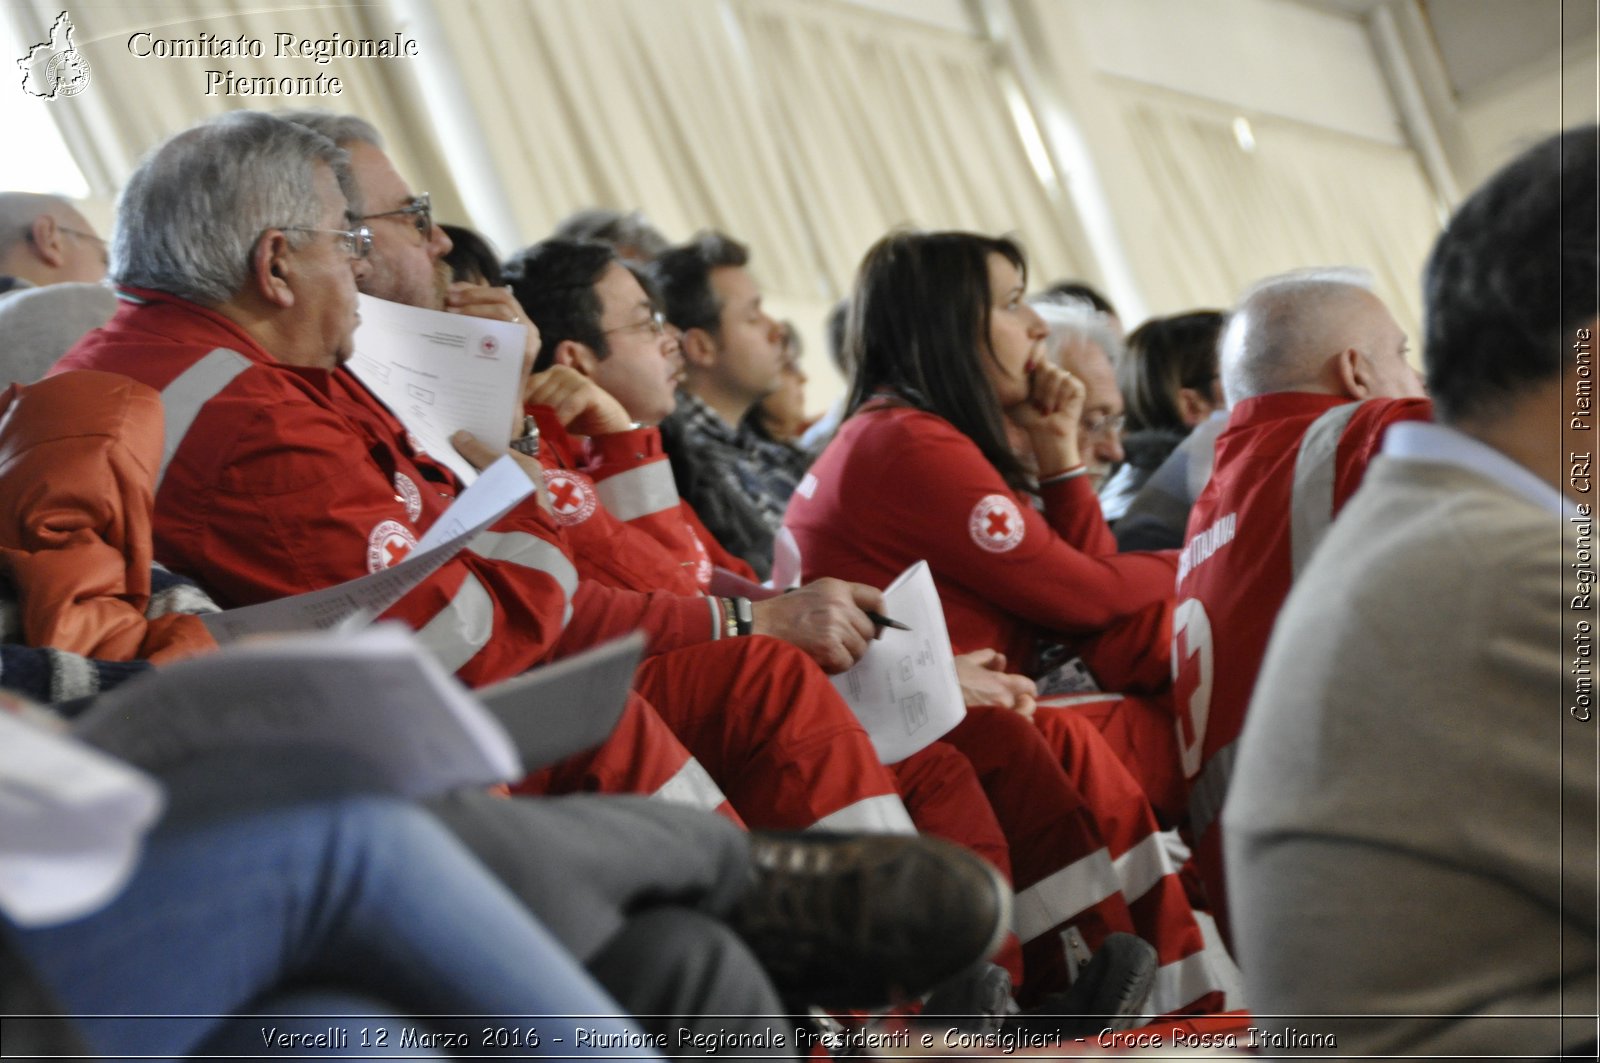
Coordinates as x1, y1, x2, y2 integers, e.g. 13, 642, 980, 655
892, 741, 1023, 989
631, 636, 914, 834
514, 693, 744, 825
1033, 703, 1230, 1014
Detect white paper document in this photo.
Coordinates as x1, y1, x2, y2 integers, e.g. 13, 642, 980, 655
478, 633, 645, 769
0, 712, 165, 927
74, 625, 522, 799
830, 561, 966, 764
201, 456, 535, 642
348, 293, 528, 485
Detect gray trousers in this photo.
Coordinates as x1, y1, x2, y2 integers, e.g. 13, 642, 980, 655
426, 791, 793, 1060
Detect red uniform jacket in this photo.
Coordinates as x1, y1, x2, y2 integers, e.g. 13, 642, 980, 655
54, 290, 716, 687
1174, 392, 1431, 938
528, 408, 755, 597
786, 404, 1176, 672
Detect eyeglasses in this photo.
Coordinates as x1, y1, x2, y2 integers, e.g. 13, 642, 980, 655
58, 226, 108, 264
361, 192, 432, 238
602, 310, 668, 339
280, 225, 373, 260
1082, 411, 1125, 439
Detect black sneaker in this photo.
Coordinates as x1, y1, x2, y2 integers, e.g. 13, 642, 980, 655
730, 832, 1012, 1009
1010, 932, 1157, 1038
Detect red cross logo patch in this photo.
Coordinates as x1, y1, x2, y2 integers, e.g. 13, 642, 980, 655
542, 469, 598, 526
478, 334, 500, 357
366, 519, 419, 573
968, 494, 1025, 553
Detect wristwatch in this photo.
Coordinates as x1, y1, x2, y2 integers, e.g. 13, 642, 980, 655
720, 597, 753, 638
511, 415, 540, 456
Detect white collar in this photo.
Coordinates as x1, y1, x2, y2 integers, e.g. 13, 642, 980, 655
1383, 421, 1579, 519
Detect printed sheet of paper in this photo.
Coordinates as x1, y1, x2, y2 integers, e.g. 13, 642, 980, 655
830, 561, 966, 764
0, 713, 165, 927
75, 625, 521, 799
348, 293, 527, 485
477, 633, 645, 769
201, 456, 535, 642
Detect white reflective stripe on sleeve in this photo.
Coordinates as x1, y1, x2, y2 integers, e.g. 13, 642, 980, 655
1013, 848, 1121, 942
1112, 830, 1180, 904
1289, 401, 1364, 580
594, 462, 679, 521
806, 794, 917, 834
1143, 944, 1234, 1016
157, 348, 251, 489
468, 529, 578, 628
49, 650, 95, 703
414, 571, 494, 673
651, 757, 728, 811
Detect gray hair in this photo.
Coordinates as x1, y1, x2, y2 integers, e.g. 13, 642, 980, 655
1030, 294, 1124, 369
276, 110, 384, 151
111, 111, 356, 307
1220, 267, 1375, 404
0, 191, 80, 257
552, 208, 671, 262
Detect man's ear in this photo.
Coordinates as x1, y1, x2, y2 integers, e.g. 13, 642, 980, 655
250, 231, 296, 308
1328, 347, 1374, 400
678, 326, 718, 370
553, 339, 597, 376
29, 215, 66, 268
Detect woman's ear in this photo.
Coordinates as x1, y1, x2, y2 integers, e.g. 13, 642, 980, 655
1175, 386, 1215, 428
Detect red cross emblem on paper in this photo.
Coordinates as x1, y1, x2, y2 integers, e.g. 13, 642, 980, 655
366, 519, 420, 573
542, 469, 598, 526
968, 494, 1025, 553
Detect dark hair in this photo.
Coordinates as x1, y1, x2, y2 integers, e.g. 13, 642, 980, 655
1424, 126, 1599, 423
1120, 310, 1227, 433
440, 223, 502, 287
845, 230, 1032, 490
825, 297, 851, 376
648, 230, 749, 338
1041, 279, 1117, 320
552, 207, 670, 262
501, 238, 617, 372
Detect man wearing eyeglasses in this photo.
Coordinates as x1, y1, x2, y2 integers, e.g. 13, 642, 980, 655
0, 191, 116, 383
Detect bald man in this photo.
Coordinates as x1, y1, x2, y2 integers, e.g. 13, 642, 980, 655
1169, 269, 1428, 945
0, 191, 114, 383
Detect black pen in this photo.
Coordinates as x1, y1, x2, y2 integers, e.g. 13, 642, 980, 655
865, 611, 911, 631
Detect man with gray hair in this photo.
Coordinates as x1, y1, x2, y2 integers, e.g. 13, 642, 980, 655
0, 191, 115, 382
48, 110, 1011, 1050
1032, 295, 1127, 491
1226, 126, 1596, 1056
1169, 268, 1428, 947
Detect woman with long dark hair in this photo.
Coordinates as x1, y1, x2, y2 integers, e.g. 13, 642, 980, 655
786, 231, 1186, 821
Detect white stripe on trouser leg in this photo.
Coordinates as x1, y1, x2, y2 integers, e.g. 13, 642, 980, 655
468, 530, 578, 628
594, 463, 679, 521
806, 794, 916, 834
651, 758, 728, 811
1013, 848, 1121, 942
1143, 945, 1233, 1016
157, 348, 251, 489
414, 573, 495, 673
1112, 831, 1181, 904
1192, 907, 1247, 1010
